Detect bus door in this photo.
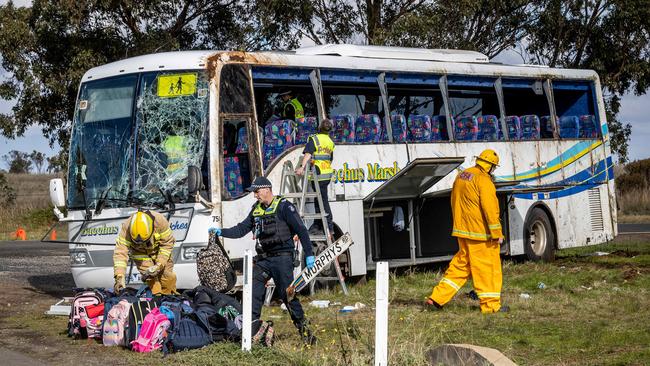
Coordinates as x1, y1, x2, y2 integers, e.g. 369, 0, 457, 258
363, 157, 463, 265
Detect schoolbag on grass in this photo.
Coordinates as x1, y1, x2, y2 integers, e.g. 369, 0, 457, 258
196, 232, 236, 293
130, 307, 171, 353
103, 299, 132, 347
165, 311, 212, 353
252, 320, 274, 347
82, 303, 105, 339
125, 299, 157, 349
67, 289, 104, 338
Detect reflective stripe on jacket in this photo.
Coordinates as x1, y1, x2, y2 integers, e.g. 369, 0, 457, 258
450, 165, 503, 241
162, 135, 187, 173
113, 211, 175, 277
308, 133, 335, 181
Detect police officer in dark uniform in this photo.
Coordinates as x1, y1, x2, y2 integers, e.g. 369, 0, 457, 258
209, 176, 317, 344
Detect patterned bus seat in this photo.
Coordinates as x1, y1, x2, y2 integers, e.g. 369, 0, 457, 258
505, 116, 522, 140
332, 114, 355, 143
559, 116, 579, 138
235, 127, 249, 154
431, 115, 449, 141
391, 114, 408, 142
355, 114, 382, 143
407, 115, 432, 142
263, 119, 293, 166
520, 115, 541, 140
579, 115, 599, 138
380, 115, 408, 142
540, 115, 558, 138
477, 115, 500, 141
295, 117, 318, 144
223, 156, 243, 198
455, 116, 479, 141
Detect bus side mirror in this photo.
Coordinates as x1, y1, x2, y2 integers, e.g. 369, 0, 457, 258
187, 165, 202, 196
49, 178, 66, 220
49, 179, 65, 207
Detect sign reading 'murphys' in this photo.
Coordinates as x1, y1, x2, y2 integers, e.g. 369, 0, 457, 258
287, 233, 354, 296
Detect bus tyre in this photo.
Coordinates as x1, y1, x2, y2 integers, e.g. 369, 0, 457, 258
524, 208, 555, 262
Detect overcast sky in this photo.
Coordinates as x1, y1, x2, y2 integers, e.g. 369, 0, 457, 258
1, 0, 648, 169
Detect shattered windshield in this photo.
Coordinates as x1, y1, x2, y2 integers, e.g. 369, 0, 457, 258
67, 75, 137, 209
132, 71, 209, 204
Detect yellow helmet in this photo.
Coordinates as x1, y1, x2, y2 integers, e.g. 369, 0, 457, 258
477, 149, 499, 166
129, 211, 154, 244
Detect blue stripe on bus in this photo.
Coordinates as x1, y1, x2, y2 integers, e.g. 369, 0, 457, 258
513, 156, 613, 200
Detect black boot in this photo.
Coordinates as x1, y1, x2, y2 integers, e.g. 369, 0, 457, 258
295, 319, 317, 345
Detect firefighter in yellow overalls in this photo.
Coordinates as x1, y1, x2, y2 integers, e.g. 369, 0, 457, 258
295, 119, 335, 236
426, 149, 508, 313
113, 210, 177, 295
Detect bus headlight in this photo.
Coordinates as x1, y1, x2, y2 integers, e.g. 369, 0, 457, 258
70, 251, 87, 265
183, 247, 202, 260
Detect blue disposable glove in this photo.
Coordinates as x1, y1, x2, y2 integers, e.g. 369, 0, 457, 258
306, 256, 315, 269
208, 227, 221, 236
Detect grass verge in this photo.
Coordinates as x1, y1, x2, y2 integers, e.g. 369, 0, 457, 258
5, 240, 649, 365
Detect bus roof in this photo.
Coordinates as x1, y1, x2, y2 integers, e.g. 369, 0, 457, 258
81, 45, 598, 82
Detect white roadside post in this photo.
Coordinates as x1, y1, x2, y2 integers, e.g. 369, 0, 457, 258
242, 249, 253, 352
375, 261, 389, 366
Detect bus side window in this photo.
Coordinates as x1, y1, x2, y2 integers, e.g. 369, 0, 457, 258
553, 81, 599, 139
222, 119, 252, 200
251, 67, 317, 167
447, 77, 501, 142
323, 86, 384, 144
387, 91, 447, 142
502, 78, 550, 141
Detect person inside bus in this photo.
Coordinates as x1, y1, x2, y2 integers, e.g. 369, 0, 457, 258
277, 88, 304, 123
113, 210, 177, 295
295, 118, 335, 238
208, 176, 317, 345
425, 149, 508, 313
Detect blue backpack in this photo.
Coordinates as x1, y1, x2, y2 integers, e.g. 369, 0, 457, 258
164, 309, 212, 353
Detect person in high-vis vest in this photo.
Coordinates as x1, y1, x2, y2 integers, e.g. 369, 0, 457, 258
278, 88, 304, 122
209, 176, 317, 345
295, 119, 335, 235
426, 149, 508, 314
113, 210, 177, 295
162, 134, 187, 174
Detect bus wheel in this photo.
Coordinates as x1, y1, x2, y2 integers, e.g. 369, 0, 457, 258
524, 208, 555, 262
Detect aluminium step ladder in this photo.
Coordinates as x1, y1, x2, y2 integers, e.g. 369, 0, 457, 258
279, 160, 349, 296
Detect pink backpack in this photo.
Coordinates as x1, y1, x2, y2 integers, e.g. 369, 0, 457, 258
67, 290, 103, 338
103, 299, 131, 347
130, 307, 171, 352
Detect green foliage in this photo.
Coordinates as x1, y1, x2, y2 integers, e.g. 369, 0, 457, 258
0, 172, 16, 204
2, 150, 32, 173
616, 158, 650, 192
0, 0, 648, 163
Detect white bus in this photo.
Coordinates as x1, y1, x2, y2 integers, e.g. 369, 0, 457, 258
47, 44, 617, 289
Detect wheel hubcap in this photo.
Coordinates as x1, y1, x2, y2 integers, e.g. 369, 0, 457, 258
529, 220, 547, 256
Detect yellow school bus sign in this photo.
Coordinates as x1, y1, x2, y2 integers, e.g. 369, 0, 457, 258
158, 73, 197, 97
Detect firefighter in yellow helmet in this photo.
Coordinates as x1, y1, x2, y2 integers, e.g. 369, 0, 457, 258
426, 149, 508, 313
113, 210, 177, 295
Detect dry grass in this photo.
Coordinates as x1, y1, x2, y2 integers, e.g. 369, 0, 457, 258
0, 173, 59, 240
617, 189, 650, 217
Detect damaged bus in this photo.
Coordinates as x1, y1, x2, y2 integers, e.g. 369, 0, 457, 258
47, 44, 617, 289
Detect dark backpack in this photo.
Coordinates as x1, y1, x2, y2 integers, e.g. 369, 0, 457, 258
165, 311, 212, 353
125, 299, 157, 349
196, 233, 236, 293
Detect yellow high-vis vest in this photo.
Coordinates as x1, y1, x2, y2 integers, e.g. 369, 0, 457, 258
308, 133, 334, 181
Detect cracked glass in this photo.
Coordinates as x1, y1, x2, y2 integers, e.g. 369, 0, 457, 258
132, 71, 209, 205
